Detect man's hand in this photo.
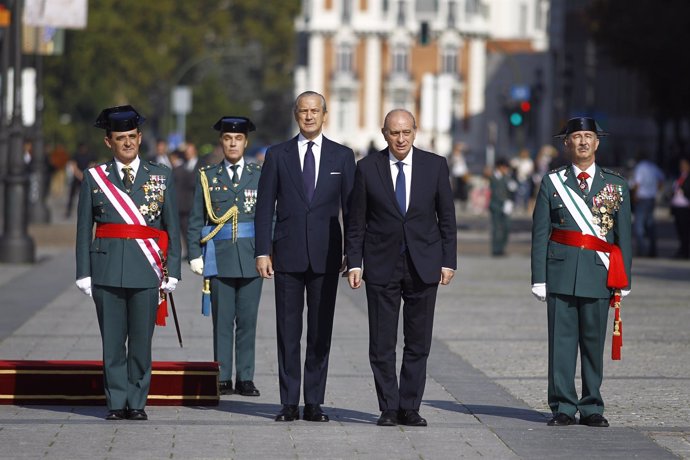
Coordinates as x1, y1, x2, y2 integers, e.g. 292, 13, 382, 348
621, 289, 630, 297
76, 277, 92, 297
531, 283, 547, 302
161, 277, 178, 293
348, 269, 362, 289
256, 256, 274, 279
189, 257, 204, 276
440, 268, 454, 285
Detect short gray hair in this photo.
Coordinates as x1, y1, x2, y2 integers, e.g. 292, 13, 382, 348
294, 91, 327, 114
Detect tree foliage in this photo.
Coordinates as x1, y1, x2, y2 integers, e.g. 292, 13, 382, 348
41, 0, 300, 154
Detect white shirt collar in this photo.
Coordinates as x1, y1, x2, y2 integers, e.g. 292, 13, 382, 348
572, 163, 596, 178
388, 148, 413, 166
298, 133, 323, 149
225, 157, 245, 170
115, 156, 140, 176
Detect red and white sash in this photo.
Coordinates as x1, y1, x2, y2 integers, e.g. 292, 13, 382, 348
89, 164, 164, 282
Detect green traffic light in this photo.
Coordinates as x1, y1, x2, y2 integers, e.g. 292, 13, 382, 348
510, 112, 523, 126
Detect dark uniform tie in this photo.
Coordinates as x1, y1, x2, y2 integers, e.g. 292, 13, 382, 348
303, 141, 315, 202
577, 171, 590, 195
230, 164, 240, 186
122, 165, 134, 192
395, 161, 406, 215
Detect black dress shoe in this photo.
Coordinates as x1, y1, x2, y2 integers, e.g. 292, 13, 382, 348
547, 413, 575, 426
274, 404, 299, 422
219, 380, 234, 395
398, 410, 427, 427
303, 404, 329, 422
105, 410, 126, 421
235, 380, 260, 397
376, 410, 398, 426
579, 413, 609, 427
127, 409, 148, 421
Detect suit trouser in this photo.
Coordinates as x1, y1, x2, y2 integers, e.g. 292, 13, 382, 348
365, 252, 438, 411
274, 269, 338, 405
547, 293, 609, 418
490, 209, 510, 255
211, 276, 263, 382
93, 285, 159, 410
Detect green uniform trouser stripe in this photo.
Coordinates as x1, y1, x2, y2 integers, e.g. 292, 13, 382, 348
547, 293, 609, 418
93, 285, 158, 410
210, 276, 263, 381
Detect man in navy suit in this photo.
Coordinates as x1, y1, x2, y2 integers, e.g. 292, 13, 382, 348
345, 109, 457, 427
254, 91, 356, 422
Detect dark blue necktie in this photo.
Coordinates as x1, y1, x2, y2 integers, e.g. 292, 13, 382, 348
303, 141, 315, 202
395, 161, 406, 215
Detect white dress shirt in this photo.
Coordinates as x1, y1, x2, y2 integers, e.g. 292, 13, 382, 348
225, 157, 245, 182
572, 163, 596, 191
115, 156, 141, 183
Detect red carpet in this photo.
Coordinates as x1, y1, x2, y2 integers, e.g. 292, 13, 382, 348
0, 360, 219, 406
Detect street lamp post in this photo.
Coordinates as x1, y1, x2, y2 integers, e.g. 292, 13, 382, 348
28, 50, 50, 223
0, 0, 35, 263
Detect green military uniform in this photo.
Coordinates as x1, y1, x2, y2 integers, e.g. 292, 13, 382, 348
76, 158, 182, 411
187, 120, 263, 393
531, 163, 632, 419
489, 163, 514, 256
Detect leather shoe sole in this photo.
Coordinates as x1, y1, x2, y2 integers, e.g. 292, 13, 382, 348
377, 410, 398, 426
274, 405, 299, 422
547, 413, 575, 426
398, 410, 427, 427
105, 410, 126, 421
303, 405, 329, 422
127, 409, 148, 421
579, 414, 609, 427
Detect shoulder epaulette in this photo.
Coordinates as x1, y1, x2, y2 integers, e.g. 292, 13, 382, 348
200, 164, 214, 171
549, 165, 567, 173
148, 160, 171, 171
601, 167, 624, 178
246, 162, 261, 171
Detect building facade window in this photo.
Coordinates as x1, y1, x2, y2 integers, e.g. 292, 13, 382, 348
397, 0, 406, 26
447, 0, 457, 28
441, 46, 458, 75
392, 46, 409, 75
336, 43, 354, 74
342, 0, 352, 24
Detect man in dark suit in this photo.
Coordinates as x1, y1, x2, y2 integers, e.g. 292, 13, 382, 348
75, 105, 182, 421
345, 109, 457, 427
531, 117, 632, 428
187, 116, 263, 397
254, 91, 356, 422
173, 142, 200, 257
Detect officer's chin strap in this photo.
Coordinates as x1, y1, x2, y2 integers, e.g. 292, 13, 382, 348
610, 289, 622, 360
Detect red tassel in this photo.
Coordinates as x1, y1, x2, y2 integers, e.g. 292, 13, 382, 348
156, 292, 168, 326
610, 291, 622, 360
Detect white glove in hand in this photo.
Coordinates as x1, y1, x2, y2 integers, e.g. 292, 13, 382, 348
76, 277, 92, 297
621, 289, 630, 297
531, 283, 547, 302
190, 257, 204, 275
161, 277, 178, 293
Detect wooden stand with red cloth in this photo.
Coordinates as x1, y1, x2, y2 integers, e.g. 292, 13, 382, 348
0, 361, 219, 406
549, 228, 628, 360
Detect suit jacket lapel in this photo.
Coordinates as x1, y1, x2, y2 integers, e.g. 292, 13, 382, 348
282, 136, 308, 202
131, 161, 150, 193
563, 166, 581, 197
374, 149, 401, 216
105, 160, 126, 191
312, 137, 335, 203
408, 147, 424, 212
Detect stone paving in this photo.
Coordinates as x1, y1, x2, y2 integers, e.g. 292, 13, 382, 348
0, 206, 688, 458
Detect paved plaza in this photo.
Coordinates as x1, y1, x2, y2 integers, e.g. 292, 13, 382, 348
0, 209, 688, 459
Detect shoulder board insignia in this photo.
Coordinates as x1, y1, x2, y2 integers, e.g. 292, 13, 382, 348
601, 167, 624, 178
549, 165, 567, 173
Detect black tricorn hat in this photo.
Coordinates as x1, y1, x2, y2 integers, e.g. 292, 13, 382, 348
213, 116, 256, 134
554, 117, 608, 138
94, 105, 146, 131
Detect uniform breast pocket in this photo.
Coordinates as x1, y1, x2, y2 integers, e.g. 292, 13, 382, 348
550, 203, 566, 224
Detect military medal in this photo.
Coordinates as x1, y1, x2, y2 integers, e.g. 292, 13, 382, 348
591, 183, 623, 237
243, 189, 257, 213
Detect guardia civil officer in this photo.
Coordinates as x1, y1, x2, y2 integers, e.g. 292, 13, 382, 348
531, 117, 632, 428
187, 117, 263, 397
75, 105, 182, 421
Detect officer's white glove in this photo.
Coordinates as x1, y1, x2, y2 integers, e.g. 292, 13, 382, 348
503, 200, 514, 216
76, 277, 92, 297
161, 277, 178, 293
190, 257, 204, 275
531, 283, 547, 302
621, 289, 630, 297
